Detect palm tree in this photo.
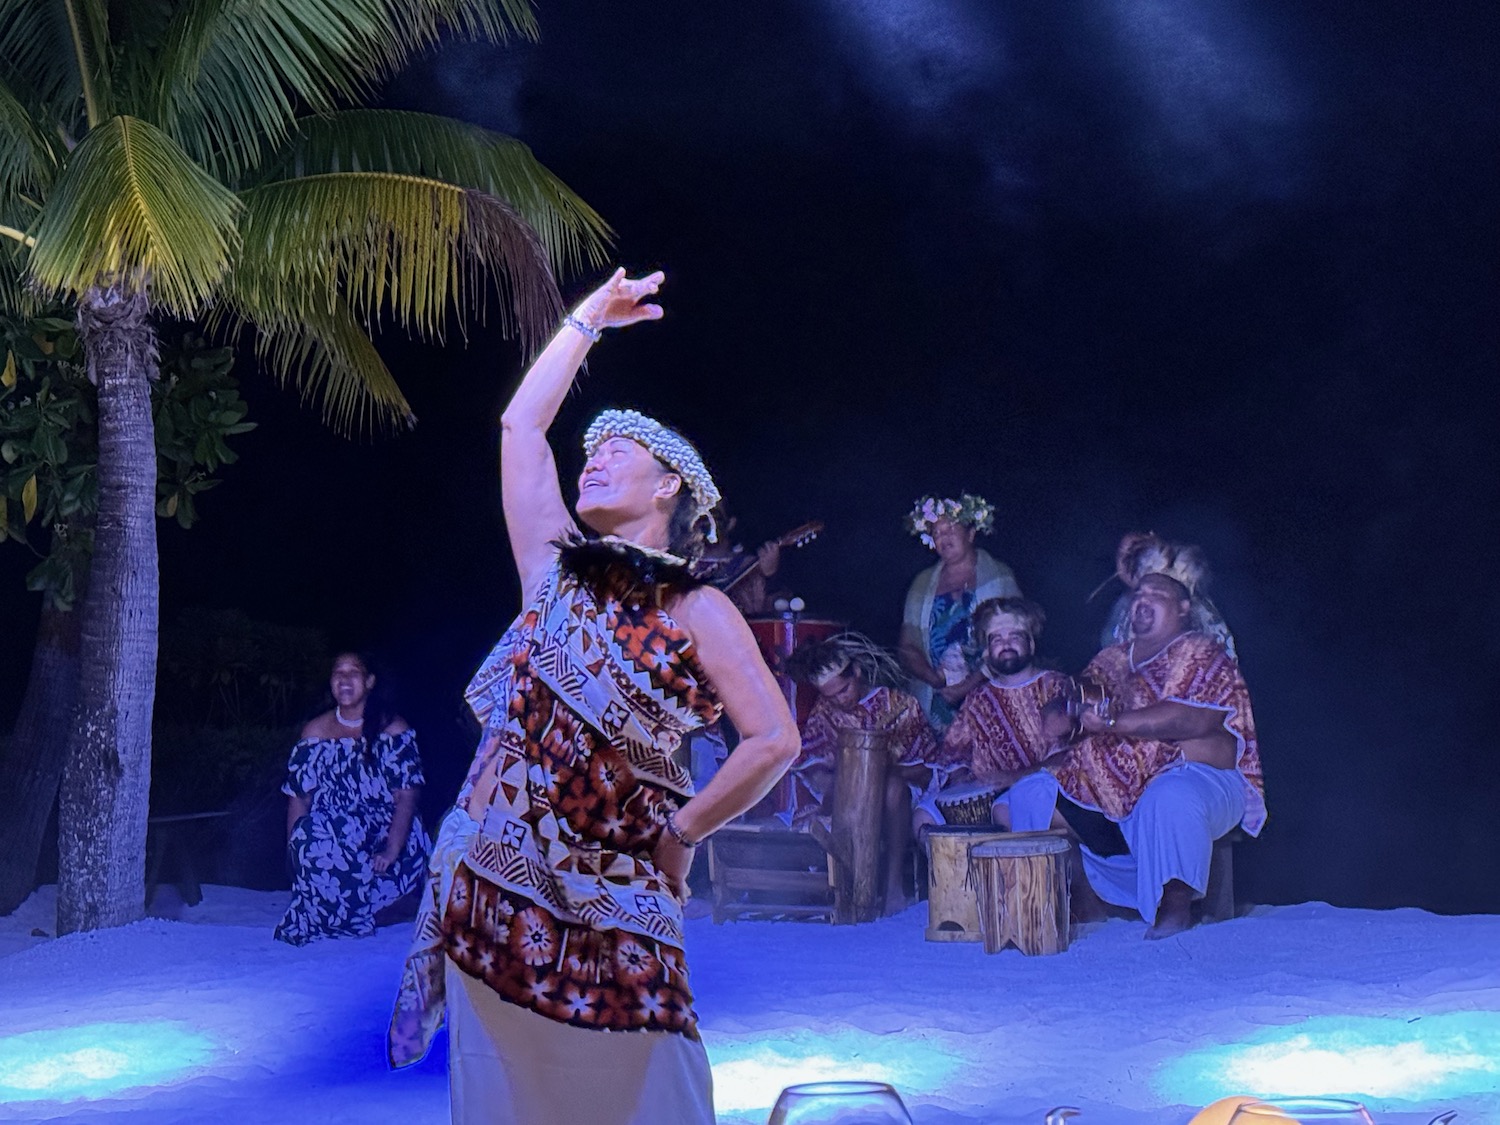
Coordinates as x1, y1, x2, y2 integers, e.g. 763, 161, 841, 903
0, 0, 609, 933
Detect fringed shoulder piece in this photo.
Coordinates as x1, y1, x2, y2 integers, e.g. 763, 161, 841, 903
556, 534, 705, 604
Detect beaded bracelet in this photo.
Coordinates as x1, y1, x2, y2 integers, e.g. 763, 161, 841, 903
564, 313, 602, 341
664, 809, 697, 847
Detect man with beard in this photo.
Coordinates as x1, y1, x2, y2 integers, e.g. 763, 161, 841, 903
920, 597, 1074, 832
1051, 571, 1267, 938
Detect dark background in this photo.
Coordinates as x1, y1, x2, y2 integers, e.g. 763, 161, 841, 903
3, 0, 1496, 911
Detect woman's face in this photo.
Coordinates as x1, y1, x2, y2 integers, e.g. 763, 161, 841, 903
330, 655, 374, 711
576, 437, 680, 533
930, 517, 976, 563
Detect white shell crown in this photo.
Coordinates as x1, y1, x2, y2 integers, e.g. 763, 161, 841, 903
584, 409, 723, 525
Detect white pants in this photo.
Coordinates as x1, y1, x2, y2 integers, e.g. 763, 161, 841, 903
1080, 762, 1247, 923
445, 959, 715, 1125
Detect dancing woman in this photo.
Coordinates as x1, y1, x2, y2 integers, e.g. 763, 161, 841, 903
390, 269, 799, 1124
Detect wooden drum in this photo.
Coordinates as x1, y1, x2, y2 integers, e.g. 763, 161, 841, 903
969, 833, 1072, 956
934, 782, 1004, 827
829, 727, 892, 925
924, 825, 1009, 942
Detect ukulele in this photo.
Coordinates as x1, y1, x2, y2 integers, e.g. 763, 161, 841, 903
702, 520, 824, 592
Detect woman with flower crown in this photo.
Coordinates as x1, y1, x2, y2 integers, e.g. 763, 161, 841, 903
898, 495, 1022, 731
387, 269, 799, 1124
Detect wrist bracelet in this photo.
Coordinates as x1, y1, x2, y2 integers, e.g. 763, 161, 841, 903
664, 809, 697, 847
564, 313, 602, 341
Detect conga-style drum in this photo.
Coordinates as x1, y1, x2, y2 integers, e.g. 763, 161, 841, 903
924, 825, 1009, 942
969, 832, 1072, 956
934, 782, 1004, 827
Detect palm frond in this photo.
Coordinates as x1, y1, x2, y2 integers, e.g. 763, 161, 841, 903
63, 0, 115, 124
0, 233, 35, 316
26, 114, 241, 314
215, 296, 416, 435
110, 0, 185, 115
0, 1, 84, 126
153, 0, 396, 178
0, 75, 61, 199
389, 0, 538, 49
233, 171, 561, 355
152, 0, 537, 181
263, 110, 610, 276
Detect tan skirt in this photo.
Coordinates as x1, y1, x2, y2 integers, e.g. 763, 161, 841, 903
445, 959, 715, 1125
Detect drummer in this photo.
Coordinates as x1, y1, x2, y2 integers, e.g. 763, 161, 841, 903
923, 597, 1074, 833
783, 633, 961, 913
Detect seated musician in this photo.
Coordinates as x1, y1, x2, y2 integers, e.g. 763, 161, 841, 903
694, 513, 785, 616
926, 597, 1073, 832
783, 633, 959, 912
1049, 561, 1267, 939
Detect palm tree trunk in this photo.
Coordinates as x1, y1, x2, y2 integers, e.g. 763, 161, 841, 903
0, 600, 84, 915
57, 288, 159, 935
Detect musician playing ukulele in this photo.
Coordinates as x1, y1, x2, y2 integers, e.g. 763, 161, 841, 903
697, 514, 821, 615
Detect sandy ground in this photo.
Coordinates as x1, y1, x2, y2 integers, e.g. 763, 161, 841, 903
2, 886, 1497, 1124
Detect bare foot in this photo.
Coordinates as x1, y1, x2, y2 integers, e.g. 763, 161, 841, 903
1067, 846, 1108, 923
1145, 879, 1193, 940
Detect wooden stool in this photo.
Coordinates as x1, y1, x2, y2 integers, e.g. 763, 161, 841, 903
145, 810, 229, 908
1201, 828, 1243, 923
707, 822, 834, 923
924, 825, 1010, 941
970, 832, 1072, 956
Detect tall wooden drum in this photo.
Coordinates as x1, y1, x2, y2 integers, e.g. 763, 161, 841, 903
969, 833, 1072, 956
924, 825, 1009, 942
829, 727, 891, 925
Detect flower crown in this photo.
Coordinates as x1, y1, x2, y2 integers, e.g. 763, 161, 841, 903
584, 409, 722, 537
906, 493, 995, 548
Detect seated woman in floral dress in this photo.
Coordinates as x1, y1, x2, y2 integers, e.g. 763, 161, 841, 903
274, 652, 431, 946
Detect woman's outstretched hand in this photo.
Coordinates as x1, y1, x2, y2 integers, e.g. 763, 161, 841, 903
573, 268, 665, 332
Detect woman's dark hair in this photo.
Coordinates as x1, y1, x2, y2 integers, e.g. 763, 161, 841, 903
657, 459, 709, 561
332, 651, 397, 750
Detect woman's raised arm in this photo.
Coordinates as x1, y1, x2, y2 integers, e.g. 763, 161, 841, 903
500, 268, 665, 601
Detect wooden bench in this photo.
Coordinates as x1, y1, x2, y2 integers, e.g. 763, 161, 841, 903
707, 821, 834, 923
145, 810, 230, 908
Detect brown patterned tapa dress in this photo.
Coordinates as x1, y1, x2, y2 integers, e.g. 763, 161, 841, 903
389, 539, 720, 1082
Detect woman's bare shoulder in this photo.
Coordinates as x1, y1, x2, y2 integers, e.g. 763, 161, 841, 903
300, 712, 336, 740
670, 584, 744, 636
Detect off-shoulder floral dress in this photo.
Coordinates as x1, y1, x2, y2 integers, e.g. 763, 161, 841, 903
274, 730, 431, 946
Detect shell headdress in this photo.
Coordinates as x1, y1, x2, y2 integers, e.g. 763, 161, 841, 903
584, 409, 722, 538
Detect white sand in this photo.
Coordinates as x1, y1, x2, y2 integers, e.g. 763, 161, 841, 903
2, 886, 1496, 1123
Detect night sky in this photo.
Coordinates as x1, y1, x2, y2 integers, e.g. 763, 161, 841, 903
3, 1, 1496, 912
